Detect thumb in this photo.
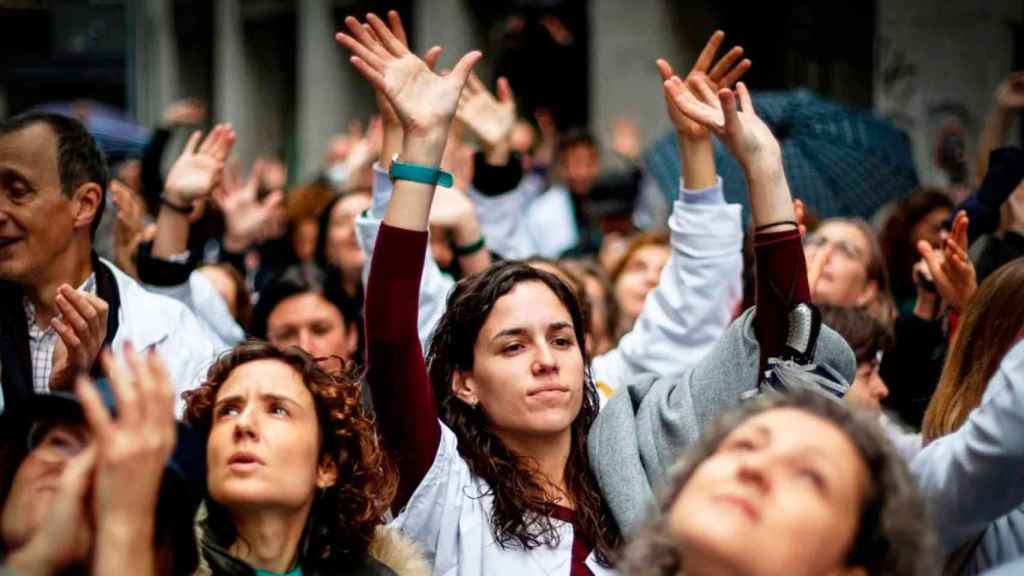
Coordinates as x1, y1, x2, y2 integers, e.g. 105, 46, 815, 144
917, 240, 943, 274
450, 50, 483, 85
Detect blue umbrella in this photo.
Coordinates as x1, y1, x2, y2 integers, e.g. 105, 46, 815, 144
644, 89, 919, 221
31, 100, 151, 161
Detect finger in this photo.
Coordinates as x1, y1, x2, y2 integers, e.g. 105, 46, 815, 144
708, 46, 744, 81
466, 72, 486, 94
688, 75, 719, 106
183, 130, 203, 155
77, 374, 114, 439
261, 190, 285, 213
60, 287, 102, 335
386, 10, 409, 47
197, 124, 219, 155
348, 56, 388, 94
211, 125, 236, 162
450, 50, 483, 85
144, 348, 176, 418
344, 16, 389, 60
52, 318, 84, 364
655, 58, 675, 82
917, 239, 945, 276
423, 45, 443, 71
693, 30, 725, 74
55, 290, 90, 338
719, 58, 752, 89
719, 89, 741, 133
335, 30, 385, 70
59, 442, 97, 496
366, 12, 408, 57
736, 82, 755, 114
496, 76, 514, 103
955, 210, 969, 249
667, 79, 721, 129
102, 347, 140, 427
79, 292, 109, 336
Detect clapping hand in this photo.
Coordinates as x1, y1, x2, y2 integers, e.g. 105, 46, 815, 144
49, 286, 110, 391
110, 179, 152, 279
657, 30, 751, 142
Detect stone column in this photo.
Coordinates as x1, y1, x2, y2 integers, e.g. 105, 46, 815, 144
589, 0, 699, 169
131, 0, 180, 127
214, 0, 255, 166
295, 0, 377, 181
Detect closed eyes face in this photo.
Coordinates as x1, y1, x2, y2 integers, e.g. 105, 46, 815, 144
668, 408, 870, 576
206, 359, 326, 511
456, 281, 585, 444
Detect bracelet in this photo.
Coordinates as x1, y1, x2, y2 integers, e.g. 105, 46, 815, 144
453, 235, 486, 257
754, 220, 799, 232
160, 195, 192, 215
389, 155, 454, 188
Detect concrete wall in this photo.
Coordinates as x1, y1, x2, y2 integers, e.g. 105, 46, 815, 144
875, 0, 1022, 188
589, 0, 709, 168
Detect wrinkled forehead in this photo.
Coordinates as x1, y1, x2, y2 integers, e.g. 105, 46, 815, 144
216, 359, 313, 405
817, 220, 871, 251
480, 281, 576, 338
0, 123, 60, 186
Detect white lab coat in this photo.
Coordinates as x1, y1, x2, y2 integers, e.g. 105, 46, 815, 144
356, 166, 744, 405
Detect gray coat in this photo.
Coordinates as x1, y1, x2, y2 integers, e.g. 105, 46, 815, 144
588, 307, 857, 532
911, 339, 1024, 574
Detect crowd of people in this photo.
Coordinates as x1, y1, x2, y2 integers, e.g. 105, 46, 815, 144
2, 9, 1024, 575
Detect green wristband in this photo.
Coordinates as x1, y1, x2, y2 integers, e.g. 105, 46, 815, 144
389, 155, 454, 188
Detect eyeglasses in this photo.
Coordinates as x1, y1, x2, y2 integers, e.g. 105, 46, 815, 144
803, 233, 866, 263
26, 422, 90, 464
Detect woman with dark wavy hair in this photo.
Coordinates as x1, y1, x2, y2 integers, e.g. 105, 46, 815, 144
619, 390, 936, 576
182, 342, 426, 575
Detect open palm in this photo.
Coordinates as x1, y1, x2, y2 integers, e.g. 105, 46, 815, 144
336, 14, 480, 145
658, 30, 751, 141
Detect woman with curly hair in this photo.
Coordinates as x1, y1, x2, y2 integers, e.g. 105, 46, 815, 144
182, 342, 427, 575
619, 391, 936, 576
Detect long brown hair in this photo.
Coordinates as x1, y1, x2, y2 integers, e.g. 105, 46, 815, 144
183, 342, 395, 568
922, 257, 1024, 443
426, 262, 621, 565
619, 391, 936, 576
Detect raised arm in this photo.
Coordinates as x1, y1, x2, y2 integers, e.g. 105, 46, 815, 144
336, 12, 480, 509
591, 33, 749, 398
669, 75, 807, 366
977, 72, 1024, 180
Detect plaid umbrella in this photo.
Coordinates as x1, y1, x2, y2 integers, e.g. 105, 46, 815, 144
31, 100, 151, 162
644, 89, 919, 221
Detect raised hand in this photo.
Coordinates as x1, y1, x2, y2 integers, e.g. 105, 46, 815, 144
49, 285, 110, 391
214, 159, 285, 252
162, 98, 206, 128
657, 30, 751, 141
457, 74, 516, 150
77, 346, 177, 575
917, 210, 977, 310
666, 77, 781, 172
995, 71, 1024, 111
336, 13, 481, 164
610, 117, 642, 162
163, 124, 236, 205
110, 179, 149, 278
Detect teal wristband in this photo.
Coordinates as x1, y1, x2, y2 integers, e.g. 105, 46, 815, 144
389, 155, 454, 188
